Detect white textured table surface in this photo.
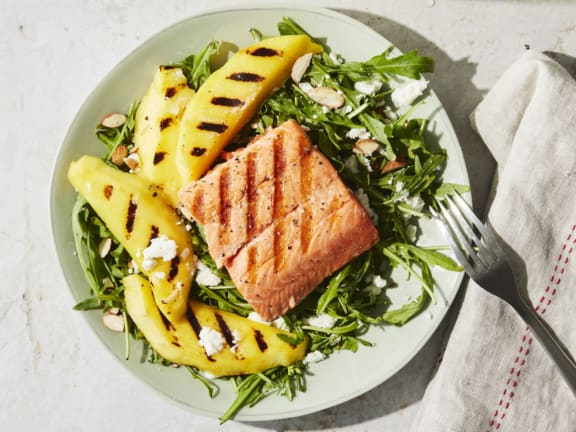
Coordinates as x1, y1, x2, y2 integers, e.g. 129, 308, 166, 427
3, 0, 575, 431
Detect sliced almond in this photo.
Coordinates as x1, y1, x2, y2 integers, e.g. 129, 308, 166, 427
102, 312, 124, 332
111, 144, 129, 166
98, 237, 113, 258
307, 86, 345, 109
108, 307, 121, 315
123, 153, 140, 172
161, 285, 182, 305
381, 157, 406, 174
101, 113, 127, 128
291, 52, 313, 83
353, 139, 380, 156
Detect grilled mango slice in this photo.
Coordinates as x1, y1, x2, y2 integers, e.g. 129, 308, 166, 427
177, 35, 323, 182
133, 66, 195, 207
124, 274, 308, 376
68, 155, 196, 320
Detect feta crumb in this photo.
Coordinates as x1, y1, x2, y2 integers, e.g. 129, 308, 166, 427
354, 78, 383, 96
195, 260, 221, 287
231, 330, 242, 352
391, 79, 429, 107
299, 82, 314, 94
344, 155, 359, 174
365, 283, 383, 296
404, 194, 425, 212
141, 235, 177, 271
272, 317, 289, 331
173, 69, 186, 81
198, 327, 225, 356
354, 188, 378, 224
383, 109, 399, 121
151, 271, 166, 281
373, 275, 387, 289
346, 127, 371, 140
342, 104, 353, 114
304, 350, 326, 364
305, 313, 337, 329
329, 51, 343, 64
248, 312, 270, 324
321, 105, 330, 113
185, 224, 192, 232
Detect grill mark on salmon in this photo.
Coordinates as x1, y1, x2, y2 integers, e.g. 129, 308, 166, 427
211, 97, 244, 107
197, 122, 228, 133
227, 72, 264, 83
246, 151, 258, 236
178, 120, 379, 320
218, 166, 231, 248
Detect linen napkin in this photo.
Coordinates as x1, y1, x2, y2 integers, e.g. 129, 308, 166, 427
410, 51, 576, 432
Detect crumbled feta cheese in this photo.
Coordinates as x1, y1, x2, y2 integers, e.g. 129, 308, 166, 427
299, 82, 314, 94
321, 105, 331, 113
303, 350, 326, 364
151, 271, 166, 281
365, 283, 383, 296
391, 79, 429, 107
395, 181, 405, 192
231, 330, 242, 352
354, 78, 383, 96
373, 275, 387, 289
404, 194, 425, 212
383, 109, 399, 121
185, 224, 192, 232
346, 127, 371, 140
344, 155, 359, 174
272, 316, 289, 331
198, 327, 225, 356
342, 104, 353, 114
248, 312, 270, 324
329, 51, 343, 64
173, 69, 186, 81
141, 235, 177, 271
305, 313, 337, 329
354, 188, 378, 224
195, 260, 221, 287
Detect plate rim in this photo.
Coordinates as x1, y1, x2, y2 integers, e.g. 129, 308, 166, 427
49, 4, 468, 422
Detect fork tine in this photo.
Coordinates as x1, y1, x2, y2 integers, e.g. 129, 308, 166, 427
451, 192, 501, 251
430, 207, 474, 274
435, 199, 486, 271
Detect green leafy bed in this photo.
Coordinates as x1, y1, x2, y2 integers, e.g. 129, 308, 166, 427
71, 17, 463, 422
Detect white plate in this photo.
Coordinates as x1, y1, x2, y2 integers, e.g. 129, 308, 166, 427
50, 6, 468, 421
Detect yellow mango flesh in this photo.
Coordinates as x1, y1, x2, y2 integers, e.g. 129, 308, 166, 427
124, 274, 308, 376
134, 67, 195, 207
177, 35, 322, 182
68, 155, 196, 320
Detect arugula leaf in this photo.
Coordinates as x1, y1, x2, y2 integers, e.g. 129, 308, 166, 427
382, 290, 429, 325
172, 40, 222, 90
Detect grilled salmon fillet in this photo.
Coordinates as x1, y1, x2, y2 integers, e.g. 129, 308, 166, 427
179, 120, 379, 320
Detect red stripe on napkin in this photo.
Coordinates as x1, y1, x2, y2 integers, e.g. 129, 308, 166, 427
486, 224, 576, 432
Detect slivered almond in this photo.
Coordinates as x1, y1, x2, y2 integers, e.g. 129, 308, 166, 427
307, 87, 345, 109
381, 157, 406, 174
98, 237, 112, 258
111, 144, 128, 166
101, 113, 127, 128
291, 53, 313, 83
123, 153, 140, 172
353, 139, 380, 156
102, 312, 124, 332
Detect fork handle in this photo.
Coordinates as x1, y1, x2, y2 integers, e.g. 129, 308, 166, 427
512, 296, 576, 395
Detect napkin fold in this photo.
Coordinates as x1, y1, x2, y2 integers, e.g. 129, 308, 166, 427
410, 51, 576, 432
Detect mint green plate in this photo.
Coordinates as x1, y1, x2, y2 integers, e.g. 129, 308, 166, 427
50, 6, 468, 421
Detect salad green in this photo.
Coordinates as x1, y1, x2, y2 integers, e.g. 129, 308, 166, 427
71, 17, 463, 422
